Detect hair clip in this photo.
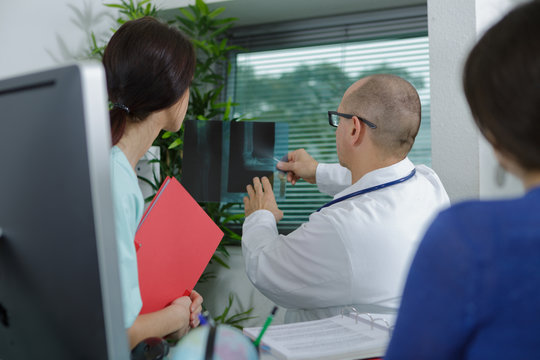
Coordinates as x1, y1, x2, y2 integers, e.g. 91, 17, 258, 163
113, 103, 130, 114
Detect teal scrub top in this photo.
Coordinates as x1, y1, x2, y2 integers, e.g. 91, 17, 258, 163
110, 146, 144, 328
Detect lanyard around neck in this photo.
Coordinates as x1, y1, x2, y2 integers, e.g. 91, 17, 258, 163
316, 168, 416, 212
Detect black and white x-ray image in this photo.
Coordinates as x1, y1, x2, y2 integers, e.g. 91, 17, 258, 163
227, 122, 275, 192
182, 120, 288, 203
182, 120, 223, 202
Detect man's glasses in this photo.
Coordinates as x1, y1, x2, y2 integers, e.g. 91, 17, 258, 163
328, 111, 377, 129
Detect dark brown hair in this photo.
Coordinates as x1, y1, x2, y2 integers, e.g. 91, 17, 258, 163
103, 17, 196, 145
463, 0, 540, 170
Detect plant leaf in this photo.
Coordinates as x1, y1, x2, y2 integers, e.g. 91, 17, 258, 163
208, 7, 225, 19
211, 254, 230, 269
195, 0, 209, 15
104, 4, 126, 9
168, 138, 183, 149
179, 7, 195, 21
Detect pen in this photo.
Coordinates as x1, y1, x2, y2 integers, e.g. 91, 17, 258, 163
198, 310, 214, 327
274, 155, 289, 174
253, 306, 278, 347
273, 154, 289, 164
198, 313, 208, 326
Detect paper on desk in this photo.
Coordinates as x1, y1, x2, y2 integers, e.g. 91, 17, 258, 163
243, 314, 393, 360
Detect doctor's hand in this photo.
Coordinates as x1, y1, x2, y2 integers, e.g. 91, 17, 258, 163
244, 176, 284, 222
276, 148, 318, 185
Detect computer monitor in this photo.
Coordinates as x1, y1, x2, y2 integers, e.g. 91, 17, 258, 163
0, 63, 129, 359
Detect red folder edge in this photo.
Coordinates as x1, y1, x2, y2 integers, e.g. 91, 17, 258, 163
134, 176, 224, 314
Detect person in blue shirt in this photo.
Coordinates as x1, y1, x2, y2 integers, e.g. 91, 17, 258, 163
104, 17, 203, 349
385, 1, 540, 358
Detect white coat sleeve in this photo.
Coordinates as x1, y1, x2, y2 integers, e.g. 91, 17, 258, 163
242, 209, 352, 309
316, 163, 351, 196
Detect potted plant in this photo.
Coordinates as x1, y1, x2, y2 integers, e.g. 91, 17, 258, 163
86, 0, 254, 327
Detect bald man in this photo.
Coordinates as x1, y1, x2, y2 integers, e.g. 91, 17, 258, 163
242, 74, 450, 323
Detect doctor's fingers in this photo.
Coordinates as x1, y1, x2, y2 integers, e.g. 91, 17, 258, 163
253, 177, 264, 197
243, 196, 251, 210
288, 148, 303, 161
261, 177, 275, 196
289, 172, 300, 185
246, 184, 255, 200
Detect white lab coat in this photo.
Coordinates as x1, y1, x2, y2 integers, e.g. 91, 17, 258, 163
242, 157, 450, 323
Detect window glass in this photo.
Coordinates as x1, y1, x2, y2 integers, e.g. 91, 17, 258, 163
232, 36, 430, 231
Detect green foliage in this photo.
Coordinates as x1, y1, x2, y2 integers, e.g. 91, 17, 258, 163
213, 293, 257, 329
88, 0, 157, 59
84, 0, 253, 328
195, 203, 244, 282
89, 0, 244, 246
174, 0, 243, 121
150, 0, 245, 182
106, 0, 157, 24
156, 0, 245, 254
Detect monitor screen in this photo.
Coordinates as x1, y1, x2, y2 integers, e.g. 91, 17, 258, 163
0, 63, 128, 359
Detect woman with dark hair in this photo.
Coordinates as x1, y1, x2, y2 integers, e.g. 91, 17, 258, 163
103, 16, 202, 348
385, 1, 540, 359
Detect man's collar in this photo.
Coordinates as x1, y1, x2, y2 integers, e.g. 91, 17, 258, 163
333, 157, 415, 199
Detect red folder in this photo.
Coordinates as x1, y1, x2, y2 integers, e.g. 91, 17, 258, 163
134, 176, 223, 314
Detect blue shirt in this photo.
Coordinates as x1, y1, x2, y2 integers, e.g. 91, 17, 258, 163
385, 186, 540, 359
110, 146, 144, 328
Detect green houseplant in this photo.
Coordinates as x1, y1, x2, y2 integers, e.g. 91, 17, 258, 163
142, 0, 246, 272
89, 0, 243, 269
166, 0, 247, 270
86, 0, 254, 327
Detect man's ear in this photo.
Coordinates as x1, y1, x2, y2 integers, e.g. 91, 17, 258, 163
350, 115, 366, 145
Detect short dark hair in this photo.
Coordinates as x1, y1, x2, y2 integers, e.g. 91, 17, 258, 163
103, 17, 196, 145
343, 74, 421, 159
463, 0, 540, 170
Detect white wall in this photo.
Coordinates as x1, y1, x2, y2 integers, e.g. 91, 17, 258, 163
195, 246, 287, 326
429, 0, 525, 203
475, 0, 525, 199
0, 0, 115, 80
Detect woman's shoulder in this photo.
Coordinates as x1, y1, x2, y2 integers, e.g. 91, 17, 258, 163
440, 188, 540, 223
110, 146, 137, 182
433, 198, 495, 227
111, 146, 131, 170
423, 191, 539, 252
110, 146, 143, 203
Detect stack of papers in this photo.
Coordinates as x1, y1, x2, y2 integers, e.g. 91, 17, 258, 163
244, 313, 394, 360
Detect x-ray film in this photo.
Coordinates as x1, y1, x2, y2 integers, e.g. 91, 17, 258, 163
182, 120, 288, 203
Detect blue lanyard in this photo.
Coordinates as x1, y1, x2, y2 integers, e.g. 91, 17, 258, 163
316, 168, 416, 212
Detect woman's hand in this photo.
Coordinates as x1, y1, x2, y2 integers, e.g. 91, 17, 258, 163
166, 296, 192, 340
189, 290, 204, 328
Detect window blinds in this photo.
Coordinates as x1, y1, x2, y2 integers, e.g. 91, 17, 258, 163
227, 5, 429, 232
